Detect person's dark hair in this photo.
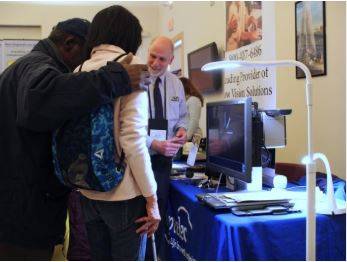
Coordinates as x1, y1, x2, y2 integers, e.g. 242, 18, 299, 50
179, 77, 204, 106
49, 18, 90, 46
84, 5, 142, 59
49, 28, 85, 46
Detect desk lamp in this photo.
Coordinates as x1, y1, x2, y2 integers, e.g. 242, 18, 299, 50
202, 60, 316, 261
302, 152, 346, 215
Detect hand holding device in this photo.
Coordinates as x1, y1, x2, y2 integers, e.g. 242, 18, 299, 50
151, 139, 181, 157
173, 128, 187, 145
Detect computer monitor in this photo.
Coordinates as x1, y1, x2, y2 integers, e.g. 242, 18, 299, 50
206, 97, 252, 183
187, 42, 221, 93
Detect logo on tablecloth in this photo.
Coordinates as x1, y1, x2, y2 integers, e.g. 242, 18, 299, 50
168, 206, 193, 243
166, 205, 195, 260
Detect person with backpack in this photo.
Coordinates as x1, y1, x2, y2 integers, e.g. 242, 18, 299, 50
55, 6, 160, 260
0, 18, 150, 260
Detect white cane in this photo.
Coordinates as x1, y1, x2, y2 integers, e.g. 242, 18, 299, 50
151, 234, 158, 261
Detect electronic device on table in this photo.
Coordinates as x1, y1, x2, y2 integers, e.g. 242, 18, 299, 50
172, 133, 206, 179
204, 97, 291, 187
196, 97, 294, 214
196, 191, 297, 215
205, 97, 259, 184
171, 162, 205, 176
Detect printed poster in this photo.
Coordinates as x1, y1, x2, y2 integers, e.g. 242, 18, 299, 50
2, 39, 38, 72
225, 1, 276, 109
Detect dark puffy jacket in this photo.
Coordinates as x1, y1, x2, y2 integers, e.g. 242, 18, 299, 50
0, 39, 131, 248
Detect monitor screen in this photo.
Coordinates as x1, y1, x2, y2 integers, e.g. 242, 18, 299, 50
206, 98, 252, 183
187, 42, 221, 93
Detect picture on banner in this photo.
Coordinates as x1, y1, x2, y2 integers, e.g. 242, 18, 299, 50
226, 1, 262, 52
224, 1, 276, 109
295, 1, 326, 78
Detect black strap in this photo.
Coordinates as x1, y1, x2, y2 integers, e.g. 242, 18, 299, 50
148, 89, 153, 119
119, 151, 125, 163
164, 78, 167, 119
78, 62, 84, 72
78, 52, 126, 72
114, 52, 128, 166
113, 53, 128, 62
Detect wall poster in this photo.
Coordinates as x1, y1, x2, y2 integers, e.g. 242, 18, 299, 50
1, 39, 38, 73
295, 1, 326, 78
225, 1, 276, 109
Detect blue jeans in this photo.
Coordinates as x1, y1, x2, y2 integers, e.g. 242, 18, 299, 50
80, 195, 147, 261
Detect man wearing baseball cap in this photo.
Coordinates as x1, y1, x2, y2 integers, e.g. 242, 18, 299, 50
0, 17, 150, 260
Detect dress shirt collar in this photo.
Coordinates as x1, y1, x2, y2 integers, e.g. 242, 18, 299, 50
152, 70, 167, 85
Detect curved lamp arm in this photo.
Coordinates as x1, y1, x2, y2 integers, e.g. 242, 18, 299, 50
303, 153, 338, 213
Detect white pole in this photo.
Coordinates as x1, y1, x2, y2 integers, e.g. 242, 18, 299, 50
151, 234, 158, 261
302, 65, 316, 261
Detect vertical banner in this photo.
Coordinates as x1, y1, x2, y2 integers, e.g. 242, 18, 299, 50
2, 39, 38, 71
225, 1, 276, 109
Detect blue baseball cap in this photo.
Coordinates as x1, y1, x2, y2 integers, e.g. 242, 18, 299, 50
55, 18, 90, 40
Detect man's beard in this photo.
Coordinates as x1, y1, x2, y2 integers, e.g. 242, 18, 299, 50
149, 67, 165, 77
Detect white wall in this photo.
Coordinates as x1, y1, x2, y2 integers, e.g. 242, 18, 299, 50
158, 1, 228, 142
275, 1, 346, 178
158, 1, 346, 179
0, 2, 159, 62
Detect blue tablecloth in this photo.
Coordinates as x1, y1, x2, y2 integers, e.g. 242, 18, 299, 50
163, 180, 346, 260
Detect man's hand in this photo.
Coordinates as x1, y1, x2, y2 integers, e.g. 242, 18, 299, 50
151, 139, 182, 157
173, 128, 187, 145
120, 53, 151, 92
135, 195, 161, 237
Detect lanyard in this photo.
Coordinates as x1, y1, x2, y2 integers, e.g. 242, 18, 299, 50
148, 77, 167, 120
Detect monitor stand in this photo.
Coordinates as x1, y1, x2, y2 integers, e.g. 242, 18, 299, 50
226, 177, 247, 192
226, 166, 263, 192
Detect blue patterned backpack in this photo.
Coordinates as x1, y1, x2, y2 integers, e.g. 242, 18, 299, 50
52, 54, 126, 192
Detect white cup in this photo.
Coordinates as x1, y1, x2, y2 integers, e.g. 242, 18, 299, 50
273, 175, 287, 189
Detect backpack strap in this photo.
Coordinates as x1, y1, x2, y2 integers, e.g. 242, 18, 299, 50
81, 52, 128, 168
119, 151, 125, 166
114, 52, 127, 168
113, 53, 127, 62
78, 62, 84, 72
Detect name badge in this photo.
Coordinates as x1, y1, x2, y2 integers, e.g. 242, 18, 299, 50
148, 118, 168, 141
150, 129, 167, 141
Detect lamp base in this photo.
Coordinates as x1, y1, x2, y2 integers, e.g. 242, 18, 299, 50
316, 197, 346, 215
